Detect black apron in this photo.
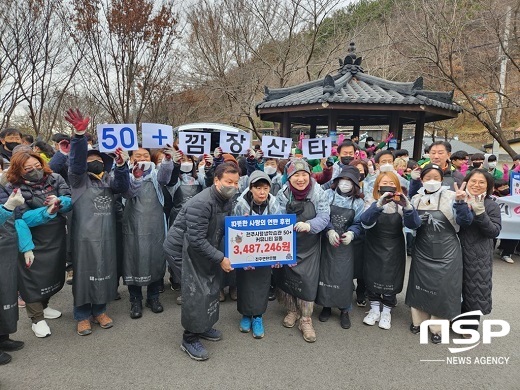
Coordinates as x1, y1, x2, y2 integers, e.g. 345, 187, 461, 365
169, 184, 202, 227
0, 216, 18, 335
405, 198, 462, 319
122, 180, 166, 286
181, 210, 226, 334
353, 239, 364, 280
236, 203, 272, 317
71, 187, 118, 306
364, 209, 406, 295
17, 181, 67, 303
277, 198, 321, 302
316, 196, 356, 308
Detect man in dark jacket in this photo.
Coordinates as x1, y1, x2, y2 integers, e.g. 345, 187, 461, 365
0, 128, 23, 170
164, 162, 239, 361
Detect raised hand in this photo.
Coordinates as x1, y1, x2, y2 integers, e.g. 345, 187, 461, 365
162, 144, 176, 161
203, 153, 214, 167
58, 140, 70, 155
410, 167, 421, 180
114, 147, 129, 167
132, 163, 145, 179
64, 108, 90, 135
255, 149, 264, 161
376, 192, 394, 208
3, 188, 25, 211
454, 182, 467, 201
214, 147, 223, 159
394, 192, 412, 209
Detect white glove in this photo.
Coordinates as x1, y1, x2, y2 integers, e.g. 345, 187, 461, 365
24, 250, 34, 268
376, 192, 393, 208
255, 150, 264, 161
172, 150, 183, 164
327, 230, 340, 246
115, 149, 129, 167
294, 222, 311, 233
341, 231, 354, 246
3, 190, 24, 211
468, 198, 486, 215
214, 147, 223, 159
410, 168, 421, 180
247, 147, 256, 160
203, 153, 214, 166
162, 145, 176, 160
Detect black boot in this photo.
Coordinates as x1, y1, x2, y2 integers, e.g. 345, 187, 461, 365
340, 310, 351, 329
145, 298, 164, 313
130, 300, 142, 319
0, 351, 12, 365
0, 339, 24, 352
319, 307, 332, 322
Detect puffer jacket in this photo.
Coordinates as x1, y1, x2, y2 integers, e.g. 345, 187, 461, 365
457, 197, 501, 315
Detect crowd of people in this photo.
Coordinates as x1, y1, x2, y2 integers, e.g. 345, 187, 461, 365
0, 109, 518, 363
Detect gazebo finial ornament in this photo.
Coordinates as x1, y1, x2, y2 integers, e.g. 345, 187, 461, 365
338, 42, 363, 75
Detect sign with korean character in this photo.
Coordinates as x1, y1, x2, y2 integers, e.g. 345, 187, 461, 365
178, 131, 211, 155
219, 131, 250, 154
225, 214, 297, 268
261, 136, 292, 158
97, 124, 138, 152
302, 137, 332, 159
141, 123, 174, 148
510, 172, 520, 196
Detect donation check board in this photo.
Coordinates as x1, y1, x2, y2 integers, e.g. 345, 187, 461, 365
225, 214, 297, 268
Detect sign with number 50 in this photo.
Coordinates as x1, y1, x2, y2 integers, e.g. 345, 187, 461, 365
96, 124, 138, 152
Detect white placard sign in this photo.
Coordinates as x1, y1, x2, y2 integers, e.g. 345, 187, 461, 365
496, 195, 520, 239
261, 136, 292, 159
97, 124, 138, 152
302, 137, 332, 159
141, 123, 173, 148
178, 131, 211, 155
219, 131, 251, 154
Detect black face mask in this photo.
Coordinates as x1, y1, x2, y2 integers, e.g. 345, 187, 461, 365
378, 185, 396, 195
498, 188, 510, 196
87, 161, 104, 175
472, 162, 483, 168
359, 173, 365, 182
23, 168, 44, 182
341, 156, 354, 166
5, 141, 20, 151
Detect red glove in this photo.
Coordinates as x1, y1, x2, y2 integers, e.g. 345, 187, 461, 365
203, 153, 214, 167
58, 140, 70, 155
385, 132, 394, 144
132, 163, 145, 179
247, 148, 256, 161
65, 108, 90, 135
114, 147, 129, 167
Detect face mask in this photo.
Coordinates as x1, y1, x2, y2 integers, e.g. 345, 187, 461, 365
379, 163, 393, 173
423, 180, 442, 193
472, 162, 482, 168
136, 161, 153, 172
498, 187, 510, 196
341, 156, 353, 166
423, 154, 430, 159
264, 166, 277, 176
219, 185, 237, 199
23, 168, 44, 182
5, 141, 20, 151
338, 179, 353, 194
87, 160, 104, 175
378, 185, 396, 195
359, 173, 365, 182
403, 157, 410, 163
180, 162, 193, 173
367, 141, 374, 146
488, 162, 497, 169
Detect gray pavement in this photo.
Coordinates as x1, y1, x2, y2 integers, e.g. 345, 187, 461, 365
1, 254, 518, 390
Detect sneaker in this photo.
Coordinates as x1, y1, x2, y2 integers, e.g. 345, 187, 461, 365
409, 323, 420, 334
31, 320, 51, 338
66, 270, 73, 285
145, 299, 164, 313
252, 317, 264, 339
0, 339, 24, 352
282, 311, 300, 328
363, 309, 381, 326
268, 287, 276, 301
501, 255, 514, 264
340, 310, 351, 329
431, 333, 442, 344
219, 289, 226, 302
378, 312, 391, 330
199, 328, 222, 342
181, 339, 208, 361
176, 295, 183, 305
318, 307, 331, 322
43, 307, 62, 320
0, 351, 12, 365
91, 313, 113, 329
240, 316, 252, 333
356, 299, 366, 307
77, 320, 92, 336
229, 287, 237, 301
17, 294, 25, 309
298, 317, 316, 343
130, 300, 142, 319
158, 282, 165, 294
170, 282, 181, 291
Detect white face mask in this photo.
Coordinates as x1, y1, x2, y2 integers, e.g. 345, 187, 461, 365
424, 153, 430, 159
367, 141, 374, 146
379, 163, 394, 173
488, 162, 497, 169
264, 166, 277, 176
423, 180, 442, 193
338, 179, 353, 193
180, 162, 194, 173
403, 157, 410, 163
134, 161, 153, 172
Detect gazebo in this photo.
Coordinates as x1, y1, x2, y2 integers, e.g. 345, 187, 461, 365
255, 43, 462, 160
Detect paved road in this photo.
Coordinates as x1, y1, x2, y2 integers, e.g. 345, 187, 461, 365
1, 255, 518, 390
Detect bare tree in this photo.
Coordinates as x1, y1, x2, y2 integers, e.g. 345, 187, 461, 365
71, 0, 179, 126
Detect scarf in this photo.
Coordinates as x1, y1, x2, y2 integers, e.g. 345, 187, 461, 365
289, 181, 312, 201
